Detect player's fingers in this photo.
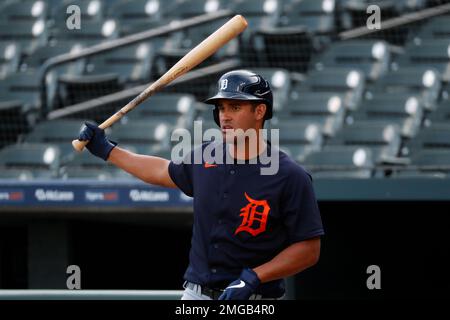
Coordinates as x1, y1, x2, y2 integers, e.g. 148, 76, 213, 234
84, 122, 102, 133
78, 124, 94, 141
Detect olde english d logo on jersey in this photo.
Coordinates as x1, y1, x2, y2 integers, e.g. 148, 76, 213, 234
234, 192, 270, 236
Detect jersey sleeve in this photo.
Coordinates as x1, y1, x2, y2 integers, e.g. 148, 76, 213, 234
168, 152, 194, 197
281, 167, 324, 244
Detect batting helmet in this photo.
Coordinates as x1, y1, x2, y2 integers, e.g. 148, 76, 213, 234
204, 70, 273, 126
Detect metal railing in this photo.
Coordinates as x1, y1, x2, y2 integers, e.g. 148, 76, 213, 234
0, 289, 183, 300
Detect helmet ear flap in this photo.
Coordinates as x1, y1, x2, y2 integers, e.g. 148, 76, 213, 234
213, 106, 220, 126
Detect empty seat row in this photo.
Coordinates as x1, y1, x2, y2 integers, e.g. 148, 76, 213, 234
2, 116, 450, 180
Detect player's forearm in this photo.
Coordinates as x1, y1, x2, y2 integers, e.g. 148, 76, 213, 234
253, 237, 321, 283
108, 146, 175, 188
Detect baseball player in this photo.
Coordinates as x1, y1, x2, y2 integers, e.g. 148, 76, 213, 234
78, 70, 324, 300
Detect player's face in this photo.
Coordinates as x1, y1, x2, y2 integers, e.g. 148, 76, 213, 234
216, 99, 266, 143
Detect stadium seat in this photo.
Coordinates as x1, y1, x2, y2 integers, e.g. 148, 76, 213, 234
0, 168, 34, 180
395, 0, 427, 11
152, 27, 221, 78
85, 43, 155, 84
0, 42, 21, 80
0, 100, 29, 149
275, 93, 346, 137
152, 16, 241, 77
276, 0, 336, 62
251, 27, 314, 72
60, 166, 114, 180
51, 19, 119, 47
335, 0, 423, 39
428, 98, 450, 124
251, 68, 291, 112
231, 0, 280, 25
22, 42, 84, 71
392, 149, 450, 178
326, 122, 403, 164
274, 122, 323, 162
121, 93, 196, 129
117, 19, 169, 37
414, 15, 450, 41
23, 119, 88, 161
0, 71, 43, 115
20, 42, 86, 110
0, 19, 48, 55
279, 0, 336, 34
106, 0, 180, 36
107, 0, 178, 29
339, 0, 398, 30
0, 143, 60, 178
291, 68, 365, 110
311, 40, 391, 81
177, 18, 238, 59
302, 145, 374, 178
56, 73, 123, 107
351, 94, 425, 138
0, 65, 73, 115
109, 120, 173, 151
0, 0, 48, 21
396, 40, 450, 82
404, 123, 450, 157
0, 0, 15, 12
171, 0, 224, 19
391, 170, 447, 178
50, 0, 106, 23
425, 0, 450, 8
60, 150, 114, 180
230, 0, 280, 65
368, 67, 441, 111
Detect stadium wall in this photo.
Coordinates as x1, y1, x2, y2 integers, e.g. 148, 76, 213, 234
1, 180, 449, 299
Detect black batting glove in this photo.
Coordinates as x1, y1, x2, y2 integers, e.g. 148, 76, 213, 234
78, 122, 117, 161
218, 268, 261, 300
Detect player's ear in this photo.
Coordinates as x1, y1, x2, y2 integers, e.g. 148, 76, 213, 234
254, 103, 267, 121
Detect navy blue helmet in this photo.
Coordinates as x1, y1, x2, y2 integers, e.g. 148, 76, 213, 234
204, 70, 273, 126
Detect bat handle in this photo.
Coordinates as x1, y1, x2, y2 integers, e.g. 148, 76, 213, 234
72, 139, 88, 152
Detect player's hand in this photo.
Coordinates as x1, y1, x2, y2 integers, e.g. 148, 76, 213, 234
78, 122, 117, 161
218, 268, 260, 300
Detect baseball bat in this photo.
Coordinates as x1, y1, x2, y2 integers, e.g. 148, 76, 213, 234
72, 14, 248, 151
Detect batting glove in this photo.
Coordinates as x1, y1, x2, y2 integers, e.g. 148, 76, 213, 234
218, 268, 261, 300
78, 122, 117, 161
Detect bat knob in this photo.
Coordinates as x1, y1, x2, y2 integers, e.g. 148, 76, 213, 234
72, 139, 88, 152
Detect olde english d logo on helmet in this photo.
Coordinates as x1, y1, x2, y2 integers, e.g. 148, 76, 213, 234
235, 192, 270, 236
220, 79, 228, 90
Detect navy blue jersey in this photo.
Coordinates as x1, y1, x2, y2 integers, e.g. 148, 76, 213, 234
168, 142, 324, 297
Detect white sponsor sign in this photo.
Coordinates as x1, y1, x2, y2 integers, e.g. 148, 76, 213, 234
35, 189, 74, 201
129, 190, 169, 202
0, 192, 10, 200
85, 191, 118, 202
